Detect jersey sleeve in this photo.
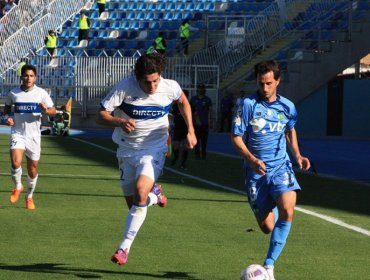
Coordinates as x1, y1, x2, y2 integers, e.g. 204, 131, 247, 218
100, 80, 126, 112
286, 103, 297, 130
232, 98, 251, 137
170, 80, 182, 102
42, 89, 54, 108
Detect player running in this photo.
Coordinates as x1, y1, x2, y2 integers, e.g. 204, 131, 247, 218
231, 60, 310, 279
4, 64, 56, 210
96, 53, 197, 266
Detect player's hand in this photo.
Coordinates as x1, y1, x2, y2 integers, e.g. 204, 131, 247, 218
251, 158, 266, 175
121, 119, 136, 133
6, 117, 14, 126
186, 131, 197, 149
296, 155, 310, 171
39, 102, 48, 113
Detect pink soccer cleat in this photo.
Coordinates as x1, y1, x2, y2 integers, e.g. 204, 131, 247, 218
151, 184, 168, 207
111, 249, 128, 266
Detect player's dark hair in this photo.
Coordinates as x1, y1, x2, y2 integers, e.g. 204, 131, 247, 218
254, 60, 280, 80
134, 53, 166, 80
21, 64, 37, 76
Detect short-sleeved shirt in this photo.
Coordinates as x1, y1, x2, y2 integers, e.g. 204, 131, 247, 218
100, 75, 182, 154
190, 95, 212, 126
5, 85, 54, 137
232, 92, 297, 169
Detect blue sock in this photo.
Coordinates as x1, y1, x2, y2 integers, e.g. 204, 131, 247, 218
273, 207, 279, 223
264, 220, 292, 267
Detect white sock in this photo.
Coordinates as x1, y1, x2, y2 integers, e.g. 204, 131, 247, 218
119, 205, 148, 253
11, 167, 22, 189
26, 174, 38, 198
147, 192, 158, 207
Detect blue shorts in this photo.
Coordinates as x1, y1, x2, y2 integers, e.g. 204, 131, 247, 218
245, 160, 301, 220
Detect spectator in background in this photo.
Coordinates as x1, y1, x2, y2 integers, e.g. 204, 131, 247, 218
190, 84, 212, 160
78, 10, 90, 43
153, 32, 167, 55
170, 89, 190, 169
179, 19, 199, 55
219, 90, 234, 132
96, 0, 106, 16
44, 30, 57, 58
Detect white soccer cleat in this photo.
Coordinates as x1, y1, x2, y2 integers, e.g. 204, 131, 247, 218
264, 265, 275, 280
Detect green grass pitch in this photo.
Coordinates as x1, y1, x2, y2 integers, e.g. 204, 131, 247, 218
0, 135, 369, 279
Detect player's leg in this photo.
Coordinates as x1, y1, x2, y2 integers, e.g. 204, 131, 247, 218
22, 137, 41, 209
263, 164, 301, 278
113, 150, 165, 265
9, 135, 26, 204
9, 148, 25, 203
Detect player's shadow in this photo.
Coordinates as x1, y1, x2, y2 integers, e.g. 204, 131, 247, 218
0, 263, 200, 279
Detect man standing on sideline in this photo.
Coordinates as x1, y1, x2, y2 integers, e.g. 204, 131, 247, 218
78, 10, 90, 43
44, 30, 57, 58
231, 60, 310, 280
96, 53, 197, 266
190, 84, 212, 160
4, 64, 56, 210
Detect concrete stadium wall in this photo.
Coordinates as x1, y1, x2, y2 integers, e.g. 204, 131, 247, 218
296, 79, 370, 139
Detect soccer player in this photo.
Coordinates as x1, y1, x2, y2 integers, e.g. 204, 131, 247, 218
4, 64, 57, 210
96, 53, 197, 266
231, 60, 310, 280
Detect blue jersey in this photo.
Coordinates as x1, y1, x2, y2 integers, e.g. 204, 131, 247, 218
232, 92, 297, 168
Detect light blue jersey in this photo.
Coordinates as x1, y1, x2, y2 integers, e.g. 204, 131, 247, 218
232, 92, 301, 219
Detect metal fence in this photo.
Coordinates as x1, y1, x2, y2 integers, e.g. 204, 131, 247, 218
0, 55, 220, 121
0, 0, 91, 76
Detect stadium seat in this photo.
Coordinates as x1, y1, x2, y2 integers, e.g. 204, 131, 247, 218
108, 30, 119, 39
99, 12, 109, 20
77, 40, 88, 48
98, 30, 108, 39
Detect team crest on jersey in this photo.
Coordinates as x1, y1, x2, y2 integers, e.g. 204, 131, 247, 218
249, 118, 266, 132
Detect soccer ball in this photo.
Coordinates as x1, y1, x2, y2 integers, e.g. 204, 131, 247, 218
240, 264, 269, 280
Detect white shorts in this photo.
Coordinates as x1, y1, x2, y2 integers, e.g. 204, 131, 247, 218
118, 148, 166, 196
10, 134, 41, 161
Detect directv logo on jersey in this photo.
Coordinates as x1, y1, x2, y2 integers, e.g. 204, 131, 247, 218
14, 102, 41, 113
132, 109, 165, 117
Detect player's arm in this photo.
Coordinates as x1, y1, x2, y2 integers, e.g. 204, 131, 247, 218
39, 102, 56, 116
3, 104, 14, 126
285, 128, 310, 171
96, 107, 135, 133
177, 91, 197, 149
230, 134, 266, 175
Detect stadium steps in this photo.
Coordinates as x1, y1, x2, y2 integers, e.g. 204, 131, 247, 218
219, 38, 293, 92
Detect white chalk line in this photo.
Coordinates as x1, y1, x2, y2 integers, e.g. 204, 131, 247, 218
73, 138, 370, 237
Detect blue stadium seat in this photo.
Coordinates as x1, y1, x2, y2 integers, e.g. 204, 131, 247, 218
90, 11, 99, 20
127, 12, 136, 20
131, 21, 140, 30
137, 12, 145, 20
146, 12, 155, 20
121, 21, 131, 30
148, 2, 157, 11
88, 40, 98, 48
98, 30, 108, 39
108, 12, 117, 20
111, 21, 121, 30
164, 12, 174, 21
128, 2, 138, 11
167, 2, 176, 11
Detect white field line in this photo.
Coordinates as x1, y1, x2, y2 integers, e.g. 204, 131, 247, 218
73, 138, 370, 237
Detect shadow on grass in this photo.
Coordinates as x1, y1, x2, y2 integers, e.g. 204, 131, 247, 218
0, 263, 200, 279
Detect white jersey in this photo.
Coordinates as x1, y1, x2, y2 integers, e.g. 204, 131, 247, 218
5, 85, 54, 137
100, 75, 182, 153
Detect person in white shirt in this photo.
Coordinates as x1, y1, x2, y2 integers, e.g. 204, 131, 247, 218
4, 64, 56, 210
97, 53, 197, 266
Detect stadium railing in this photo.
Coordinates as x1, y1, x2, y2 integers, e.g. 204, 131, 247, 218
0, 0, 92, 77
